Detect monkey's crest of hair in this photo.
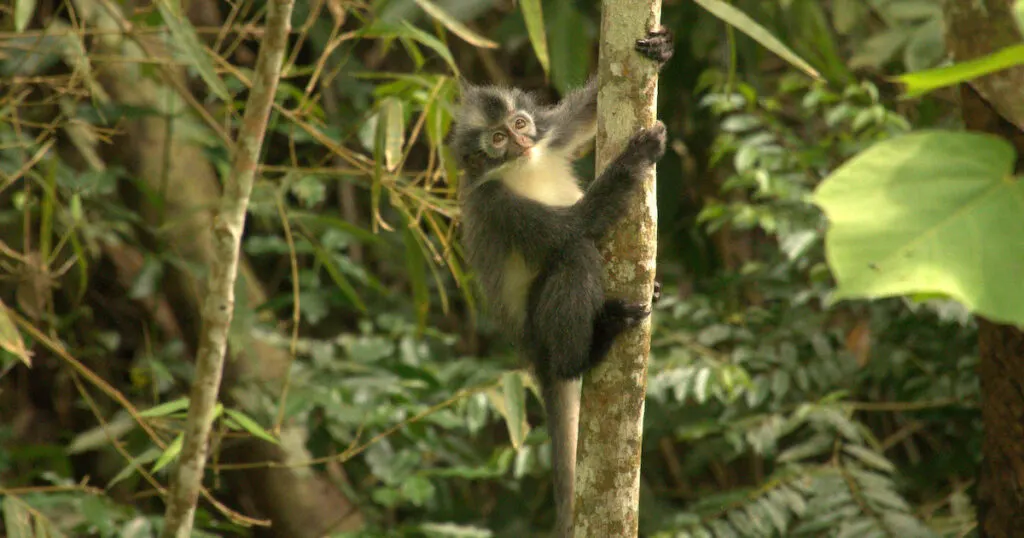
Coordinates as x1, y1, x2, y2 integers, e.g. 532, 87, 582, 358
448, 82, 548, 177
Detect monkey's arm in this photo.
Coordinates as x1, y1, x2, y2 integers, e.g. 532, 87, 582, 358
576, 122, 666, 240
540, 28, 672, 159
541, 76, 598, 156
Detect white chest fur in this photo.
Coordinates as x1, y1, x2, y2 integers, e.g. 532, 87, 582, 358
500, 251, 535, 328
500, 146, 583, 207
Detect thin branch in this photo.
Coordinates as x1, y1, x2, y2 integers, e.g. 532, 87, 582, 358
159, 1, 295, 536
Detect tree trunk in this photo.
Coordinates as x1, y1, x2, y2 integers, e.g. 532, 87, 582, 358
944, 1, 1024, 536
574, 0, 662, 536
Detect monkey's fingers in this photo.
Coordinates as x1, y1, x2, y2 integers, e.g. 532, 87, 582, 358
635, 27, 674, 64
626, 121, 667, 164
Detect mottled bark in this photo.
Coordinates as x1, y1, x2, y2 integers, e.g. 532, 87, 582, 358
974, 318, 1024, 537
944, 0, 1024, 131
159, 2, 295, 537
945, 2, 1024, 536
574, 0, 662, 536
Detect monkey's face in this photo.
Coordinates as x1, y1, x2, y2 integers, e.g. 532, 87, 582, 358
480, 112, 537, 160
449, 84, 545, 174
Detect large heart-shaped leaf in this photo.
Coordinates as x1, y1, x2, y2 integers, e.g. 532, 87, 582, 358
813, 130, 1024, 325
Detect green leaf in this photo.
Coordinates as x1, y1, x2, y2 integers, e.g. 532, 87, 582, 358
895, 43, 1024, 98
0, 299, 31, 366
151, 433, 183, 474
843, 444, 896, 473
757, 496, 789, 534
850, 29, 908, 70
885, 1, 942, 21
380, 97, 405, 172
67, 412, 138, 454
777, 433, 832, 462
416, 522, 494, 537
403, 227, 430, 330
693, 0, 820, 80
375, 21, 459, 75
836, 518, 878, 538
501, 371, 528, 449
155, 0, 230, 101
304, 231, 367, 312
108, 447, 162, 488
128, 256, 165, 299
2, 496, 32, 538
1016, 0, 1024, 37
288, 211, 380, 244
400, 474, 436, 506
547, 0, 590, 94
520, 0, 550, 76
14, 0, 36, 33
902, 18, 945, 72
224, 408, 279, 445
881, 512, 932, 535
831, 0, 866, 35
813, 131, 1024, 325
693, 367, 711, 403
412, 0, 498, 49
486, 372, 529, 449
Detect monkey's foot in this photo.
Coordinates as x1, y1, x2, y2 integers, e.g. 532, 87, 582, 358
606, 299, 652, 328
653, 280, 662, 304
636, 27, 674, 65
588, 299, 653, 365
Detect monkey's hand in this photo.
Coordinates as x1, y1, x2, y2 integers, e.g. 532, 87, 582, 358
636, 27, 674, 68
626, 121, 667, 167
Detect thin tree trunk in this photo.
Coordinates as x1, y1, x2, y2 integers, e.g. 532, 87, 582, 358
944, 1, 1024, 536
160, 2, 295, 536
574, 0, 662, 536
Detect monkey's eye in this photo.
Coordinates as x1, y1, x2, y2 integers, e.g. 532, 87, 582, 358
514, 117, 528, 130
492, 132, 507, 146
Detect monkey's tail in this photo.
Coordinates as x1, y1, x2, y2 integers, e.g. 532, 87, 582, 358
543, 379, 582, 538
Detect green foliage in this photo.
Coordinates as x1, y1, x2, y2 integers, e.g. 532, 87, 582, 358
843, 0, 946, 72
638, 75, 977, 538
520, 0, 550, 77
694, 0, 821, 79
155, 0, 230, 101
815, 131, 1024, 326
0, 0, 990, 536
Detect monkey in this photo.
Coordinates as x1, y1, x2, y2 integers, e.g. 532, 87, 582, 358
447, 27, 673, 537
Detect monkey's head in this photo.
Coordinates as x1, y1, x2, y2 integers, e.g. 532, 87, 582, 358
448, 81, 549, 178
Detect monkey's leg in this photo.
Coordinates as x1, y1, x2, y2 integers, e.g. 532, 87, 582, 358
588, 299, 652, 365
525, 247, 605, 381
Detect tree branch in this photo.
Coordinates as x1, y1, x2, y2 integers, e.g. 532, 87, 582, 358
159, 1, 295, 536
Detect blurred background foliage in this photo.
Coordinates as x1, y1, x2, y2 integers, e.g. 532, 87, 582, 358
0, 0, 980, 537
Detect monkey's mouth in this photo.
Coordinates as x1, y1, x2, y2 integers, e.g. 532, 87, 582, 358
511, 142, 535, 159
